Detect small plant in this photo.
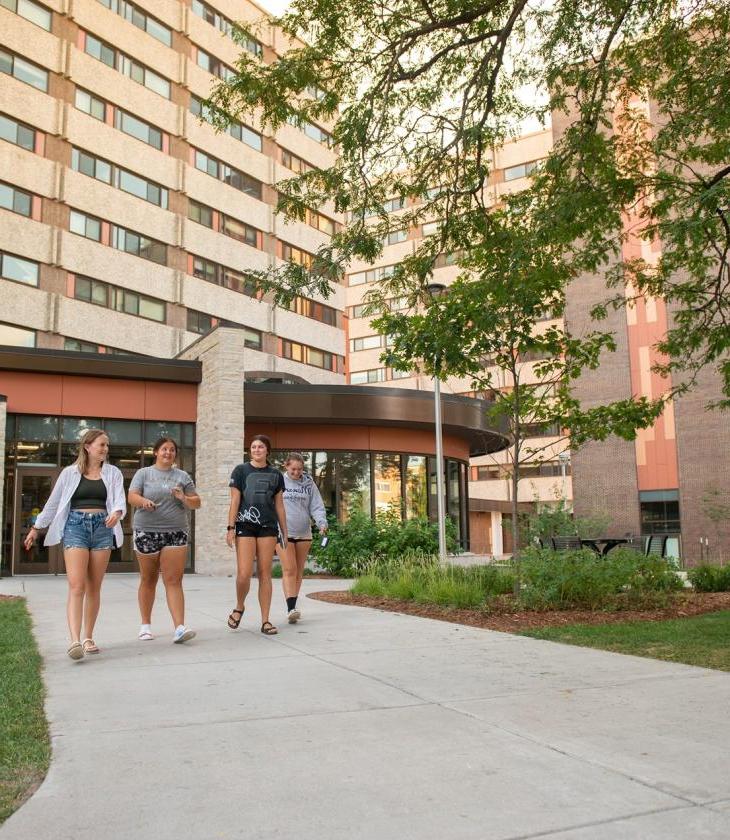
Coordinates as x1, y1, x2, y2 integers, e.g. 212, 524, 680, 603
688, 564, 730, 592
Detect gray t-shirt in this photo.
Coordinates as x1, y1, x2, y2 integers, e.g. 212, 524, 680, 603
129, 466, 196, 532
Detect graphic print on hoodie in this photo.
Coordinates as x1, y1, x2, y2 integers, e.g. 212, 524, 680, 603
282, 472, 328, 539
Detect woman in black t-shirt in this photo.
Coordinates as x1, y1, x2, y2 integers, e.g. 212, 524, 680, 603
226, 434, 287, 635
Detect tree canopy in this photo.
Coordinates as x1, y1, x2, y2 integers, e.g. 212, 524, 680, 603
207, 0, 730, 403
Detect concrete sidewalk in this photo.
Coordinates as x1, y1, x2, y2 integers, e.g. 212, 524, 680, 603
1, 574, 729, 840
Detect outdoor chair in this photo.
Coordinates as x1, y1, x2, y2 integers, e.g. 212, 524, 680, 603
550, 536, 583, 551
645, 534, 668, 557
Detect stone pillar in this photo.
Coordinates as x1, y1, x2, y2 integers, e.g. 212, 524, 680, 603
0, 395, 6, 574
178, 329, 248, 575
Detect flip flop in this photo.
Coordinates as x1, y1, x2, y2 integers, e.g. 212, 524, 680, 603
67, 641, 84, 660
82, 638, 100, 654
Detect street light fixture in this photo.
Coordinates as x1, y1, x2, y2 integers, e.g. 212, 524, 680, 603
558, 450, 571, 504
426, 282, 448, 564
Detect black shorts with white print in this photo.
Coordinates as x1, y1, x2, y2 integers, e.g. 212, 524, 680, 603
133, 530, 189, 555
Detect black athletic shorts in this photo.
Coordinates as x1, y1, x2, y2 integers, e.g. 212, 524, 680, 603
235, 522, 278, 539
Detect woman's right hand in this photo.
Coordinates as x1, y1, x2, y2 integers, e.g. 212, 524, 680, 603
141, 498, 157, 511
226, 528, 235, 548
23, 528, 37, 551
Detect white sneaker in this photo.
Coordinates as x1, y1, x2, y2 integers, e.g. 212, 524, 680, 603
138, 625, 154, 641
287, 608, 301, 624
173, 626, 196, 644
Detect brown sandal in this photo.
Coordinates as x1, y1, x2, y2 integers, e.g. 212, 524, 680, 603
227, 608, 244, 629
260, 621, 278, 635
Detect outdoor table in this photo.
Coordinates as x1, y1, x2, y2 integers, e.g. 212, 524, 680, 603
580, 537, 630, 556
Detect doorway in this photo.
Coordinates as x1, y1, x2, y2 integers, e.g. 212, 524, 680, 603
12, 467, 62, 574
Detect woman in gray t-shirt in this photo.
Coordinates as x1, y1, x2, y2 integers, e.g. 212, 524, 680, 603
128, 437, 200, 644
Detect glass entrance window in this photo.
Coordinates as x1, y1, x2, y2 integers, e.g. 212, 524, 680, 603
313, 451, 337, 517
14, 470, 62, 573
640, 490, 680, 534
374, 454, 402, 518
338, 452, 371, 521
404, 455, 427, 519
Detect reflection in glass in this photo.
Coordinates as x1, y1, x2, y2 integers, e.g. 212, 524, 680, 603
448, 459, 461, 542
374, 454, 402, 517
108, 445, 143, 469
17, 416, 58, 442
313, 451, 337, 517
270, 450, 313, 473
338, 453, 371, 520
104, 419, 141, 445
144, 421, 181, 445
61, 417, 101, 442
15, 442, 59, 465
404, 455, 427, 519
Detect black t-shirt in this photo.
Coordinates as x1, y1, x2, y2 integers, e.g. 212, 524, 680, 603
229, 463, 285, 529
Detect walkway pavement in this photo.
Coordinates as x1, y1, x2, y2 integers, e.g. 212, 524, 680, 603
1, 574, 729, 840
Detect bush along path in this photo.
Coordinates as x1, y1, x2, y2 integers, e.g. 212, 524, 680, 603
0, 596, 50, 824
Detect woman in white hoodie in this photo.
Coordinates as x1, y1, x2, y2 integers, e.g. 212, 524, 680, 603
23, 429, 125, 660
279, 452, 328, 623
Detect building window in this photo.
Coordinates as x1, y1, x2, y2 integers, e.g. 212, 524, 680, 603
97, 0, 172, 46
188, 199, 213, 228
73, 274, 166, 322
350, 368, 386, 384
390, 369, 411, 380
186, 309, 216, 335
2, 0, 52, 29
350, 335, 384, 352
114, 109, 163, 150
0, 322, 36, 346
69, 210, 102, 241
64, 338, 101, 353
288, 296, 339, 327
639, 490, 680, 534
0, 182, 32, 217
281, 149, 315, 175
281, 242, 314, 268
349, 263, 396, 286
83, 33, 171, 98
384, 229, 408, 246
191, 255, 256, 297
75, 88, 106, 121
0, 48, 48, 91
280, 339, 337, 371
287, 115, 333, 147
0, 112, 36, 151
519, 421, 561, 438
112, 225, 167, 264
1, 251, 39, 285
72, 148, 168, 208
504, 159, 543, 182
421, 220, 441, 237
189, 96, 262, 151
191, 0, 263, 55
196, 48, 235, 81
193, 149, 262, 200
305, 208, 335, 236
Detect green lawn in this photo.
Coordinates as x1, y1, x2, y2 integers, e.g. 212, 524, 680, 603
521, 609, 730, 671
0, 598, 50, 824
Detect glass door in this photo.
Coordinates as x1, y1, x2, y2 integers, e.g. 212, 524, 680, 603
13, 467, 63, 574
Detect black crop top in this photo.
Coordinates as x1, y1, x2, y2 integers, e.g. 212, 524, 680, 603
70, 476, 107, 510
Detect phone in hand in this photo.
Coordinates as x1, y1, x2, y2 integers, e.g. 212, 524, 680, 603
320, 535, 329, 548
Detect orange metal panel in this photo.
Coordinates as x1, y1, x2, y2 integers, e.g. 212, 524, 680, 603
143, 382, 198, 421
61, 377, 146, 418
0, 371, 64, 413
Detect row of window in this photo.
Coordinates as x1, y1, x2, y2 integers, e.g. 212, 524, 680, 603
0, 250, 37, 286
191, 0, 263, 57
348, 296, 408, 319
1, 0, 51, 30
185, 311, 262, 349
473, 461, 571, 481
73, 274, 166, 323
69, 209, 168, 265
189, 96, 262, 153
349, 264, 397, 286
281, 242, 315, 269
188, 199, 261, 249
305, 208, 336, 236
504, 159, 543, 182
287, 296, 341, 328
286, 115, 333, 148
281, 148, 315, 175
76, 88, 166, 151
349, 367, 411, 384
193, 148, 263, 201
0, 112, 36, 152
350, 334, 387, 352
83, 31, 171, 99
0, 47, 48, 92
97, 0, 171, 46
0, 321, 35, 347
64, 338, 135, 355
72, 147, 168, 208
191, 255, 257, 297
280, 339, 342, 372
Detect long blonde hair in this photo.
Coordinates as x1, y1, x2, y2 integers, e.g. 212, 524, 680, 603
75, 429, 108, 474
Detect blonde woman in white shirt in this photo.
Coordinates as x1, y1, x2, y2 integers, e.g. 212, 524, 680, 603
24, 429, 125, 660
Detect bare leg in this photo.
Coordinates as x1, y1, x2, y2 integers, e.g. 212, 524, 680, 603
255, 537, 277, 625
294, 540, 312, 597
136, 553, 160, 625
234, 538, 256, 612
280, 541, 298, 599
83, 549, 111, 640
64, 548, 90, 643
159, 546, 188, 628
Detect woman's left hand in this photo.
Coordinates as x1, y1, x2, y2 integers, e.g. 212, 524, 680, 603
171, 486, 186, 504
105, 511, 122, 528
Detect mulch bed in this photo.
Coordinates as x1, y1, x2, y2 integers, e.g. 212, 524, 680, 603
0, 594, 20, 602
307, 590, 730, 632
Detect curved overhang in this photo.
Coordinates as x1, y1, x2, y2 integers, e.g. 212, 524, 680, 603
244, 383, 509, 457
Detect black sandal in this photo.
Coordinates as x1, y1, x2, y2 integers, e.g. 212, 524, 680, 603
227, 608, 244, 629
260, 621, 278, 635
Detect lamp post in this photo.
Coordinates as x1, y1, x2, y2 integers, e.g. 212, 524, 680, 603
426, 282, 448, 564
558, 450, 571, 504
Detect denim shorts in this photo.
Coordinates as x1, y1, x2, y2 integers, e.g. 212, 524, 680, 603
63, 510, 114, 551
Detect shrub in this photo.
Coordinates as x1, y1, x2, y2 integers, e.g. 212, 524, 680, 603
518, 547, 683, 610
688, 564, 730, 592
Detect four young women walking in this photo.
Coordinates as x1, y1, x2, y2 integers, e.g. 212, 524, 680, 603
23, 429, 125, 660
279, 452, 327, 624
128, 437, 200, 644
